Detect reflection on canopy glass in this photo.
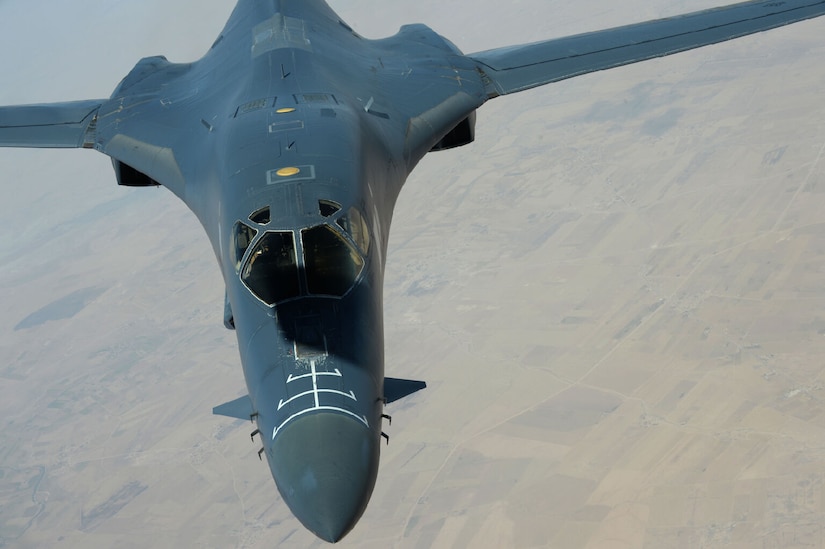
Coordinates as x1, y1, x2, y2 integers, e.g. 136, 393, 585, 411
336, 207, 370, 254
302, 225, 364, 296
231, 221, 257, 273
242, 231, 300, 304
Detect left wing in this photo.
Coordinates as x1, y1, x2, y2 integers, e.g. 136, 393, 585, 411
470, 0, 825, 97
0, 57, 196, 199
0, 100, 103, 148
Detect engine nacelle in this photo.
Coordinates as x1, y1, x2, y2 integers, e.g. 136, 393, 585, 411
430, 111, 476, 151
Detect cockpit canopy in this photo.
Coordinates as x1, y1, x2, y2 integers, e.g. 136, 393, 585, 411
231, 205, 369, 305
243, 231, 301, 304
302, 225, 363, 296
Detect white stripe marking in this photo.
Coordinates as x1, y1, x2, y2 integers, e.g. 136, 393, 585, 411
271, 407, 369, 439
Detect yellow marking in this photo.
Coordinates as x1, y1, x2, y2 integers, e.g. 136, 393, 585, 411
276, 107, 296, 114
276, 167, 301, 177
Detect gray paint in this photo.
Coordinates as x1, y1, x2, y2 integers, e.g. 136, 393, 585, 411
1, 0, 824, 542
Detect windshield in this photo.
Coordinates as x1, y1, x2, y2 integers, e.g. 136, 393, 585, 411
231, 221, 257, 273
302, 225, 364, 296
237, 212, 370, 304
336, 207, 370, 254
241, 231, 300, 304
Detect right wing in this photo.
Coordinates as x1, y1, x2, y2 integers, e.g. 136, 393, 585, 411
470, 0, 825, 97
0, 100, 103, 148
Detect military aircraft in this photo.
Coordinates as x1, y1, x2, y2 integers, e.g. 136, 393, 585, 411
1, 0, 824, 543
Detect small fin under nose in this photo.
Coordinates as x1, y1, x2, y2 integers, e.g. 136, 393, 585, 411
383, 378, 426, 404
213, 394, 253, 420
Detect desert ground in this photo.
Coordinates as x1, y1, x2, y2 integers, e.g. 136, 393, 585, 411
1, 1, 825, 547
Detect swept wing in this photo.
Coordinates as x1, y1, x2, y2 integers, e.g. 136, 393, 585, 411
0, 100, 102, 148
470, 0, 825, 97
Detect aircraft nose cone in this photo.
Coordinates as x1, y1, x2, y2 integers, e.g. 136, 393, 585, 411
268, 412, 379, 542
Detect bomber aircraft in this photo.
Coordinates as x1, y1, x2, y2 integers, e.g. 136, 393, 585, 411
2, 0, 825, 543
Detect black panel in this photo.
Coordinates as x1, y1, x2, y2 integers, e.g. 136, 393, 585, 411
429, 111, 476, 152
113, 160, 159, 187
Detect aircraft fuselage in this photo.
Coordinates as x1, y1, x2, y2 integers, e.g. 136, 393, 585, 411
217, 97, 398, 539
107, 1, 466, 540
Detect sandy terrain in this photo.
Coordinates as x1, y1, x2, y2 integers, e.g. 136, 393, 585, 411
1, 1, 824, 547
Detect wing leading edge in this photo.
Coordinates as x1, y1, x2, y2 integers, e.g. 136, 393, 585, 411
470, 0, 825, 97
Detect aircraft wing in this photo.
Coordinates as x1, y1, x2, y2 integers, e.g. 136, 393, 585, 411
0, 58, 197, 199
469, 0, 825, 97
0, 100, 103, 148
